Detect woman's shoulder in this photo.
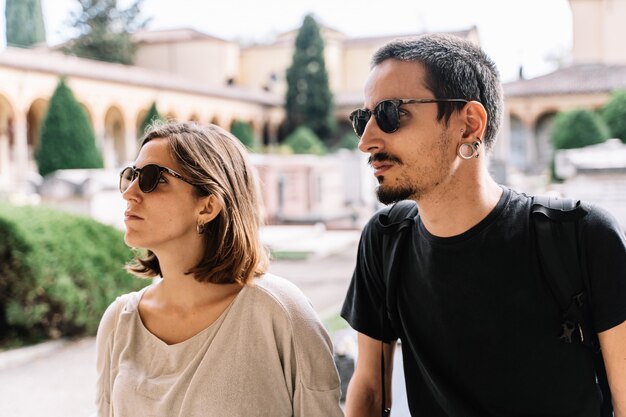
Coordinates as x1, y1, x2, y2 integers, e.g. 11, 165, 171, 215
251, 273, 311, 308
97, 286, 149, 340
248, 273, 315, 317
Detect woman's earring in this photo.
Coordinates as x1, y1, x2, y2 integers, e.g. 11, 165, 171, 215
457, 140, 481, 160
197, 222, 206, 235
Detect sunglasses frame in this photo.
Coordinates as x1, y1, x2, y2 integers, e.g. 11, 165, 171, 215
349, 98, 469, 137
119, 164, 196, 194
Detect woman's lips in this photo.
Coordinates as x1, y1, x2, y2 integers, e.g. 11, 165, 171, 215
124, 211, 143, 221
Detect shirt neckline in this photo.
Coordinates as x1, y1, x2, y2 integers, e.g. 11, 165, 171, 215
128, 284, 248, 348
417, 186, 511, 245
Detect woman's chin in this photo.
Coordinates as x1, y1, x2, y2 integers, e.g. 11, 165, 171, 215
124, 234, 142, 248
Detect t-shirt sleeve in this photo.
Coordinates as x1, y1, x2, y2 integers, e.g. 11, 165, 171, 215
271, 280, 343, 417
580, 204, 626, 332
341, 214, 398, 343
95, 295, 127, 417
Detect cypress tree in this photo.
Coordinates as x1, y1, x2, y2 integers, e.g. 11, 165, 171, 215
62, 0, 149, 65
285, 14, 336, 143
36, 78, 103, 177
5, 0, 46, 47
139, 102, 162, 137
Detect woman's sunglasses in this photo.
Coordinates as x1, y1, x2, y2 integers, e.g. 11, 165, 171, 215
349, 98, 468, 138
119, 164, 196, 193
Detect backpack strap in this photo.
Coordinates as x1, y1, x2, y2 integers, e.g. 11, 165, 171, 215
531, 196, 592, 346
375, 200, 418, 417
378, 200, 418, 328
531, 195, 613, 416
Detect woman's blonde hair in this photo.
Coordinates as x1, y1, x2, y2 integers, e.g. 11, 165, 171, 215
126, 121, 268, 285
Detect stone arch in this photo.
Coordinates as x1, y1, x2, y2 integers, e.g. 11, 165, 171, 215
277, 120, 289, 143
210, 115, 221, 127
230, 118, 254, 131
136, 109, 148, 137
164, 111, 177, 122
104, 106, 126, 168
188, 113, 200, 123
26, 98, 49, 163
0, 94, 16, 183
221, 116, 234, 131
534, 112, 557, 173
262, 122, 271, 146
509, 113, 531, 172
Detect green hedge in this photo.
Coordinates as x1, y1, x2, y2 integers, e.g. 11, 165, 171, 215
0, 204, 147, 347
551, 109, 610, 150
284, 126, 328, 155
602, 90, 626, 143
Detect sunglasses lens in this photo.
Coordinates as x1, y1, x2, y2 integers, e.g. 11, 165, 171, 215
375, 101, 400, 133
139, 164, 160, 193
350, 109, 370, 137
120, 167, 134, 193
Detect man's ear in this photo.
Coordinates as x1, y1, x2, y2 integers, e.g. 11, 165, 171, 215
198, 194, 223, 224
460, 101, 488, 140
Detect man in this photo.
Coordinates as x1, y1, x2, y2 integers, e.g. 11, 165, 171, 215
341, 34, 626, 416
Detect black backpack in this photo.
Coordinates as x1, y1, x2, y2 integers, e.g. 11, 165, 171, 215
377, 196, 613, 417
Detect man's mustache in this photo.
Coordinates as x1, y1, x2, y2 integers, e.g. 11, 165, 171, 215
368, 152, 402, 166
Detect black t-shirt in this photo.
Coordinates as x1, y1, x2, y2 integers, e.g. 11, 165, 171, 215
341, 187, 626, 416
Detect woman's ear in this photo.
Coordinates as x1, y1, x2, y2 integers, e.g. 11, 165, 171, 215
198, 194, 223, 224
461, 101, 488, 140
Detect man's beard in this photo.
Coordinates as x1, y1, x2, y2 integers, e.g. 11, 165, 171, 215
376, 182, 416, 205
368, 152, 417, 205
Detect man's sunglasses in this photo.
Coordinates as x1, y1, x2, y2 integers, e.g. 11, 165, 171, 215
119, 164, 196, 193
349, 98, 468, 138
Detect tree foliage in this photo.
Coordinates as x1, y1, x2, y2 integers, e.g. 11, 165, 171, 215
601, 90, 626, 143
551, 109, 610, 150
285, 14, 336, 143
5, 0, 46, 47
332, 131, 359, 151
61, 0, 149, 65
230, 120, 256, 150
284, 126, 327, 155
36, 78, 103, 177
139, 102, 162, 137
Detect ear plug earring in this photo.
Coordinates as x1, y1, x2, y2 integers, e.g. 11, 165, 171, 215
457, 139, 481, 160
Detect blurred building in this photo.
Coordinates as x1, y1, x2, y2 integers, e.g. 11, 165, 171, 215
0, 23, 476, 222
503, 0, 626, 176
555, 138, 626, 228
132, 25, 478, 138
1, 0, 625, 223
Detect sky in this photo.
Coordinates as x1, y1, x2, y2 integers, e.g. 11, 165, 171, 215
1, 0, 573, 82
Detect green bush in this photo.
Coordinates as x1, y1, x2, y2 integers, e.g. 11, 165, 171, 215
551, 109, 610, 150
230, 119, 256, 150
36, 78, 103, 177
0, 204, 147, 347
284, 126, 327, 155
601, 91, 626, 143
332, 131, 359, 151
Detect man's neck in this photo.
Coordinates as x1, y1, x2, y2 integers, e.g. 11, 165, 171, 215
415, 176, 503, 238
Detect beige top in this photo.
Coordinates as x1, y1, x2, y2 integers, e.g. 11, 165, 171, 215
96, 274, 343, 417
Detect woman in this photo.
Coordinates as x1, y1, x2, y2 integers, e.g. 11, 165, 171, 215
96, 121, 343, 417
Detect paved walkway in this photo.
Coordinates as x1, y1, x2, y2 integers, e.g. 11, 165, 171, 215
0, 227, 411, 416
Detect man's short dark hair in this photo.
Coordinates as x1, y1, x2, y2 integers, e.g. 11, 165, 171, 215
372, 33, 503, 150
